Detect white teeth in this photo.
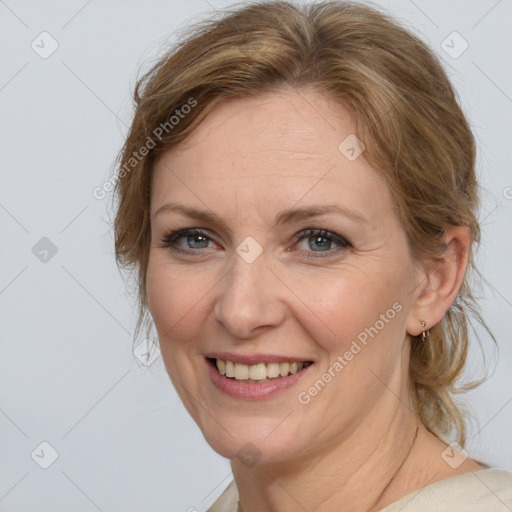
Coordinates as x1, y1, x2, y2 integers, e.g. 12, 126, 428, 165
214, 359, 308, 381
216, 359, 225, 375
249, 363, 267, 381
266, 362, 280, 378
225, 360, 234, 378
234, 364, 249, 380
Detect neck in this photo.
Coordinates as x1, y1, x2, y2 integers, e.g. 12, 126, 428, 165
231, 400, 422, 512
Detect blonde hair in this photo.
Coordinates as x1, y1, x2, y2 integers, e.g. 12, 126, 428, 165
113, 0, 495, 447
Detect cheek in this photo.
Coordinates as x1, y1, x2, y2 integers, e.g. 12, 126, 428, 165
293, 267, 404, 358
146, 258, 205, 346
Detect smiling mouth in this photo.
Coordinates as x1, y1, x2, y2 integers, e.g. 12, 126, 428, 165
206, 357, 314, 382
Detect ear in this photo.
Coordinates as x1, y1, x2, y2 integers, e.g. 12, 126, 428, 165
406, 226, 471, 336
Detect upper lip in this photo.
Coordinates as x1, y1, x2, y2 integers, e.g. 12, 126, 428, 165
204, 352, 314, 366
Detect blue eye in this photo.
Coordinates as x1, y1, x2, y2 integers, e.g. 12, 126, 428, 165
293, 228, 350, 258
161, 227, 350, 258
161, 228, 214, 253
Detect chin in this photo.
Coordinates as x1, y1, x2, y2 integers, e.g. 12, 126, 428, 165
199, 418, 305, 466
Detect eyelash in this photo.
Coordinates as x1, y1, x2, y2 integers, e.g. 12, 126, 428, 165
160, 228, 351, 259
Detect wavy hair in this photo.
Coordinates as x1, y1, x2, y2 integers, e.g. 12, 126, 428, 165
113, 0, 495, 448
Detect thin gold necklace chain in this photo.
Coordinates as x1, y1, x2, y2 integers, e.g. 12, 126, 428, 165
236, 424, 420, 512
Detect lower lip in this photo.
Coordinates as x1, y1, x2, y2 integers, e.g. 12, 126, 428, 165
206, 359, 313, 400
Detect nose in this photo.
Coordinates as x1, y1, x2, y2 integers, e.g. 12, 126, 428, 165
213, 250, 287, 339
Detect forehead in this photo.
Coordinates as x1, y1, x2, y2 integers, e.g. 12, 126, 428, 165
159, 88, 354, 172
151, 88, 394, 223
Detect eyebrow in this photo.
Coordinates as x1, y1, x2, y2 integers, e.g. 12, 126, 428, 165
153, 202, 368, 229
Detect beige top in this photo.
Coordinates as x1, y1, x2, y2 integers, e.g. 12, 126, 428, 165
206, 468, 512, 511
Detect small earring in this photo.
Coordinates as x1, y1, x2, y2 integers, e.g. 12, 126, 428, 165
420, 320, 430, 342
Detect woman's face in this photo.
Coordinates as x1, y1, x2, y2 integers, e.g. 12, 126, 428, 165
147, 87, 423, 464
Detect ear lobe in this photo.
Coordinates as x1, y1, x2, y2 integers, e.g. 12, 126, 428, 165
406, 226, 471, 336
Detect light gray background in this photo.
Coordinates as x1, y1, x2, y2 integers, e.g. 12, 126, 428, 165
1, 0, 511, 510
